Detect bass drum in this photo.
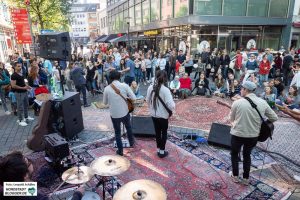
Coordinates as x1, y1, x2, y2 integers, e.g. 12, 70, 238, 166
67, 191, 101, 200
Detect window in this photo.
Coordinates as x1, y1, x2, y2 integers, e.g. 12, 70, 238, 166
162, 0, 173, 20
223, 0, 246, 16
247, 0, 268, 17
269, 0, 289, 17
151, 0, 160, 21
194, 0, 222, 15
143, 0, 150, 24
129, 0, 134, 7
129, 6, 135, 26
135, 3, 142, 25
174, 0, 189, 18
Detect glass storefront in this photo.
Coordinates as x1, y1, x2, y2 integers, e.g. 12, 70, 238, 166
161, 0, 173, 20
151, 0, 160, 21
143, 0, 150, 24
174, 0, 189, 18
194, 0, 222, 15
247, 0, 268, 17
135, 3, 142, 25
269, 0, 289, 18
223, 0, 247, 16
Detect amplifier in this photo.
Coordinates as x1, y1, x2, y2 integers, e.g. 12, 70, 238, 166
44, 133, 70, 161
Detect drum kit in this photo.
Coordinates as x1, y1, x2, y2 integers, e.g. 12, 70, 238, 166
59, 155, 167, 200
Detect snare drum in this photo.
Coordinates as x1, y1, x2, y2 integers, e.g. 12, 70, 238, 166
67, 191, 101, 200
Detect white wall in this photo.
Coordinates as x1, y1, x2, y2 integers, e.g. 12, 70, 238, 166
97, 8, 108, 35
71, 13, 90, 38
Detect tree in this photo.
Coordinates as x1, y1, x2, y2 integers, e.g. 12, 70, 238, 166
175, 5, 188, 18
9, 0, 73, 31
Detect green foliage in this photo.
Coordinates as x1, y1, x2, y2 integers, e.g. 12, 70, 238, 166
175, 5, 188, 18
8, 0, 73, 31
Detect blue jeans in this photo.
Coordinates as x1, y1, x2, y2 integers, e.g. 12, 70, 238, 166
259, 74, 268, 86
111, 113, 135, 154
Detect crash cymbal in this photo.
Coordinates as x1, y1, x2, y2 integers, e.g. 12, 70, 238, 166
113, 179, 167, 200
62, 166, 94, 184
90, 155, 130, 176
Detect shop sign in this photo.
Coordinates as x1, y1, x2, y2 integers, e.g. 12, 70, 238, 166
144, 30, 160, 36
197, 40, 210, 54
11, 8, 32, 44
246, 39, 256, 49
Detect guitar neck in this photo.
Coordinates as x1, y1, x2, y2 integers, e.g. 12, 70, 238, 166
216, 100, 232, 109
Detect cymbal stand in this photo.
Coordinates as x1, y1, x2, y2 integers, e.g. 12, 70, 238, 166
95, 175, 118, 200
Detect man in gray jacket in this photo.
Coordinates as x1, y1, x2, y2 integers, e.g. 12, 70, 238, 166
70, 62, 90, 107
230, 81, 278, 185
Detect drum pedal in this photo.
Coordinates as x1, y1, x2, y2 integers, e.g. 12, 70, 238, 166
113, 139, 131, 148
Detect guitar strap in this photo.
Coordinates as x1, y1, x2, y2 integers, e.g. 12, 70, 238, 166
244, 97, 264, 122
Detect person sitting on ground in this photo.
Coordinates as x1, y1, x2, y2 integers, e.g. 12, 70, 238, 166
179, 73, 192, 99
212, 73, 227, 97
268, 79, 278, 97
247, 72, 259, 86
261, 85, 276, 108
130, 81, 144, 99
276, 86, 299, 109
169, 75, 181, 98
228, 79, 242, 101
0, 151, 84, 200
274, 77, 285, 98
193, 72, 211, 96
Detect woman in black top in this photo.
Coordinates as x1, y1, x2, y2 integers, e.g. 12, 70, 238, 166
192, 72, 211, 96
220, 51, 231, 79
86, 62, 97, 96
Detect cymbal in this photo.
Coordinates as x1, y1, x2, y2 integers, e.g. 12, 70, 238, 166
62, 166, 94, 184
90, 155, 130, 176
113, 179, 167, 200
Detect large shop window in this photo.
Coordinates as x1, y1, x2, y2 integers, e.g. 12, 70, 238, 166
247, 0, 268, 17
143, 0, 150, 24
162, 0, 173, 20
129, 6, 135, 26
135, 3, 142, 25
151, 0, 160, 21
269, 0, 289, 18
174, 0, 189, 18
194, 0, 222, 15
223, 0, 247, 16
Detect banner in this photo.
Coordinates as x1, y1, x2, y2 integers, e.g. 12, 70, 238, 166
11, 8, 32, 44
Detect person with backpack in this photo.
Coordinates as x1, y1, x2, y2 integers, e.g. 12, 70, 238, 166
230, 81, 278, 185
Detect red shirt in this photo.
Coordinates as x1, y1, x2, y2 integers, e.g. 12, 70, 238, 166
179, 77, 192, 90
259, 60, 271, 75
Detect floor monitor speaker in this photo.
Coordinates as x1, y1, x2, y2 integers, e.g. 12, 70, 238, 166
132, 116, 155, 137
208, 123, 231, 149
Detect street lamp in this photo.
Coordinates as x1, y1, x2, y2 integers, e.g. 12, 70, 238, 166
125, 17, 131, 53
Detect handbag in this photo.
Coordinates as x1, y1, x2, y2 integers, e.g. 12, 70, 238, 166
111, 84, 135, 113
157, 95, 173, 118
244, 97, 274, 142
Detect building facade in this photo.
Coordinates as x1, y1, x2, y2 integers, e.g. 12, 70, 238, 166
97, 1, 109, 36
0, 0, 15, 63
106, 0, 295, 54
70, 3, 99, 44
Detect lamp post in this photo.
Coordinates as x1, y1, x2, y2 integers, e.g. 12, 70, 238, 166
125, 17, 131, 54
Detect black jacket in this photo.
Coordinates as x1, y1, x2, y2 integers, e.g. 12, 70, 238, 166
220, 55, 230, 66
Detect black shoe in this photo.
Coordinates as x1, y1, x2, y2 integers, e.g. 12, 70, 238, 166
84, 104, 90, 107
158, 151, 168, 158
116, 150, 123, 156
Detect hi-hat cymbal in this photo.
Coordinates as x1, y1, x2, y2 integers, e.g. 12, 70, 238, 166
62, 166, 94, 184
113, 179, 167, 200
90, 155, 130, 176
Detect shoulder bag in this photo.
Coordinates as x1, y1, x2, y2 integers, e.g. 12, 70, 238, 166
157, 95, 173, 118
244, 97, 274, 142
111, 84, 134, 113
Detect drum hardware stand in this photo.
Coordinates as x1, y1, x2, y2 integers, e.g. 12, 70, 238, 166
95, 175, 119, 200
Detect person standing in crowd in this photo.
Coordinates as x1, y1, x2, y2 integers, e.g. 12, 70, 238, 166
220, 50, 230, 80
104, 56, 116, 84
244, 54, 258, 83
168, 50, 176, 80
274, 52, 282, 77
184, 56, 194, 77
145, 53, 153, 83
123, 55, 136, 86
234, 50, 243, 81
0, 62, 10, 115
230, 81, 278, 185
103, 70, 136, 156
282, 51, 294, 86
258, 55, 271, 86
157, 53, 167, 71
11, 62, 34, 126
70, 62, 90, 107
113, 48, 122, 70
177, 50, 186, 66
65, 62, 74, 92
146, 70, 175, 158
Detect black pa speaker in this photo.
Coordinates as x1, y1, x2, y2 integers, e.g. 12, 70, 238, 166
132, 116, 155, 137
48, 92, 84, 139
208, 123, 232, 149
38, 32, 71, 60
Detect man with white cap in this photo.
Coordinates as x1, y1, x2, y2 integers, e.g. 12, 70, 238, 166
230, 81, 278, 185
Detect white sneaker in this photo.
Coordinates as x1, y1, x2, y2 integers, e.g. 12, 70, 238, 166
26, 116, 34, 121
19, 120, 28, 126
5, 111, 11, 115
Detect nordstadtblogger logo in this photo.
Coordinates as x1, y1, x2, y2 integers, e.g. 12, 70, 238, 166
28, 187, 36, 196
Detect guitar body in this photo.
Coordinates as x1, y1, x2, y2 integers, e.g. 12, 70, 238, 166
27, 101, 52, 151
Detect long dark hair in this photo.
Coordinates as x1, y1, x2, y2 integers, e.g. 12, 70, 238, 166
151, 70, 168, 111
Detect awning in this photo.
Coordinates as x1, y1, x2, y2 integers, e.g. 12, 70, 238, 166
94, 35, 107, 42
98, 34, 119, 43
109, 35, 146, 43
293, 22, 300, 28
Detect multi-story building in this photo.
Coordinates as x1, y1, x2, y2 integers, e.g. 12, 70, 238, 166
0, 0, 15, 63
291, 0, 300, 48
97, 1, 109, 35
106, 0, 296, 54
70, 3, 99, 44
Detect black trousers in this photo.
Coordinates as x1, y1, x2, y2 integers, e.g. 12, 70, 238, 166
231, 135, 258, 179
152, 117, 169, 150
168, 66, 176, 80
75, 84, 87, 105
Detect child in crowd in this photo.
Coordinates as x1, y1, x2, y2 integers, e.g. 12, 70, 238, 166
228, 79, 242, 101
8, 90, 17, 115
212, 73, 227, 97
262, 86, 276, 108
169, 75, 181, 98
130, 81, 144, 99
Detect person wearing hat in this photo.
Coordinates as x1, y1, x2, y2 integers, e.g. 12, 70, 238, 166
229, 81, 278, 185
